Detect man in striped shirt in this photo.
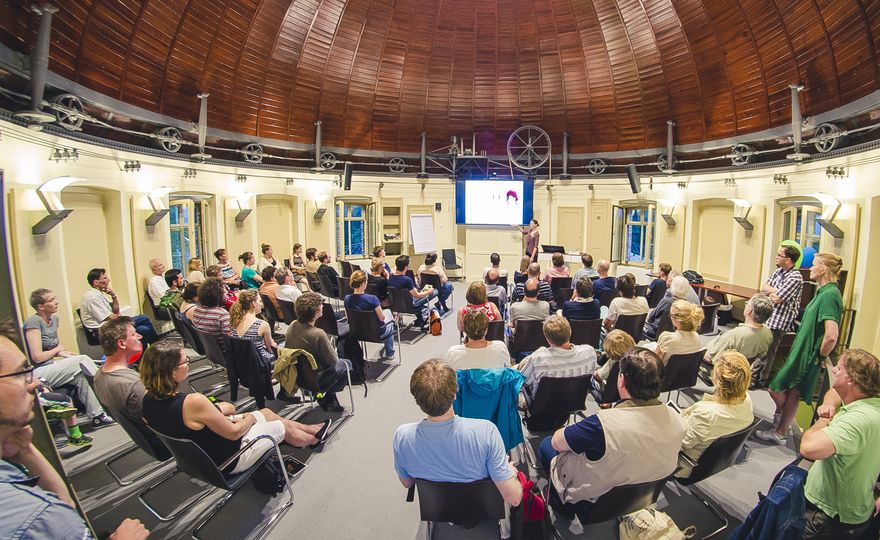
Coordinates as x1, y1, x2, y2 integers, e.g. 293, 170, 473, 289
517, 315, 597, 407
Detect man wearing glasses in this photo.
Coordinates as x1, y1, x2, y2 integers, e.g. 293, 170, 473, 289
0, 320, 148, 539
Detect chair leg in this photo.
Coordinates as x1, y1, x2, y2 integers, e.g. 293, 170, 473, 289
684, 483, 729, 539
138, 469, 216, 522
105, 444, 170, 486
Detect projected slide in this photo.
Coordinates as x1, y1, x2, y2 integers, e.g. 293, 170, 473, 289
464, 180, 524, 225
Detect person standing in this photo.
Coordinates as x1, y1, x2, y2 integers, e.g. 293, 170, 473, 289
517, 219, 540, 263
756, 253, 843, 445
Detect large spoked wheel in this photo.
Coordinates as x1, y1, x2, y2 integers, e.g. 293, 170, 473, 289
507, 125, 551, 171
319, 152, 337, 170
241, 143, 265, 163
154, 126, 183, 153
813, 123, 842, 153
51, 93, 85, 131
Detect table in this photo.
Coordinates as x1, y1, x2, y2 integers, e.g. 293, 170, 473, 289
694, 279, 759, 301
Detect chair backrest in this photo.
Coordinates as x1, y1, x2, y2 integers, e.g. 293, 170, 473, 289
180, 316, 207, 355
485, 320, 505, 342
800, 281, 818, 311
317, 273, 338, 299
351, 263, 361, 272
305, 271, 321, 293
498, 275, 508, 290
144, 290, 170, 321
314, 303, 341, 337
147, 427, 233, 489
679, 418, 761, 485
389, 287, 417, 314
192, 327, 227, 368
529, 375, 592, 418
486, 295, 502, 314
294, 351, 322, 394
336, 275, 354, 299
699, 303, 720, 335
598, 289, 620, 308
579, 477, 668, 525
260, 294, 280, 326
441, 249, 458, 268
413, 478, 505, 523
596, 361, 621, 404
661, 349, 707, 392
405, 269, 417, 285
76, 308, 101, 346
647, 282, 667, 308
613, 312, 647, 343
569, 318, 602, 348
278, 299, 296, 325
419, 273, 442, 290
512, 319, 549, 353
777, 331, 797, 361
549, 276, 573, 294
634, 284, 648, 298
340, 260, 353, 278
656, 311, 675, 337
345, 308, 384, 343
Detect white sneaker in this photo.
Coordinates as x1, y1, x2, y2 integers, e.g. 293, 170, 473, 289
754, 429, 786, 445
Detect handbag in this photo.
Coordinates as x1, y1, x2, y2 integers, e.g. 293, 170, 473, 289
251, 455, 305, 496
430, 308, 442, 336
619, 506, 695, 540
510, 471, 551, 540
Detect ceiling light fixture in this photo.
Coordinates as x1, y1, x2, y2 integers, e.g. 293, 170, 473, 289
49, 147, 78, 163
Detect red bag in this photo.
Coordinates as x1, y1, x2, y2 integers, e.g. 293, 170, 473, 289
517, 471, 545, 521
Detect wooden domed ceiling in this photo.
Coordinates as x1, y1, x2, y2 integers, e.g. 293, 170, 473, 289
2, 0, 879, 155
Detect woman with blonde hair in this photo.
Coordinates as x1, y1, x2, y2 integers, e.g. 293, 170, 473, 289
186, 258, 205, 284
514, 255, 531, 285
757, 253, 844, 444
656, 299, 705, 363
592, 329, 635, 392
229, 289, 276, 363
457, 281, 502, 333
677, 350, 754, 477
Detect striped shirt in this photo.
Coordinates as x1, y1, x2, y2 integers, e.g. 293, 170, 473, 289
512, 280, 554, 305
519, 344, 597, 404
192, 305, 233, 350
765, 267, 803, 332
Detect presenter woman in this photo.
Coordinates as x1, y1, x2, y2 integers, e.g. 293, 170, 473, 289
518, 219, 540, 262
756, 253, 843, 445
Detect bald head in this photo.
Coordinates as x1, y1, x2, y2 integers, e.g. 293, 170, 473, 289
485, 268, 499, 285
527, 263, 541, 278
597, 259, 610, 277
149, 258, 165, 275
524, 278, 540, 299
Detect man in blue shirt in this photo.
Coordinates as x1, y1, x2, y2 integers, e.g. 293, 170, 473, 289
562, 277, 601, 321
0, 320, 148, 540
591, 259, 617, 295
393, 359, 522, 534
388, 255, 437, 327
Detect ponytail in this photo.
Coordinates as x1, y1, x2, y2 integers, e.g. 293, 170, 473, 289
230, 289, 258, 328
671, 299, 704, 332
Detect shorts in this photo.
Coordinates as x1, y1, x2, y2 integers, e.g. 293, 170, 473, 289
231, 410, 285, 473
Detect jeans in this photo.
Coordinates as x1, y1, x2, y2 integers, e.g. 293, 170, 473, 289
318, 358, 353, 395
803, 502, 871, 539
379, 320, 396, 357
34, 355, 105, 418
413, 290, 438, 323
436, 282, 453, 308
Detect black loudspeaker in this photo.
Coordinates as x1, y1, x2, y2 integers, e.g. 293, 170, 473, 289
626, 164, 641, 194
435, 202, 441, 211
343, 162, 353, 191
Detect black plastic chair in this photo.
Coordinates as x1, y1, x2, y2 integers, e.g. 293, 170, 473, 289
675, 418, 760, 538
634, 284, 648, 298
569, 318, 601, 348
76, 308, 101, 346
549, 277, 573, 309
223, 335, 274, 408
314, 302, 349, 343
498, 275, 508, 290
661, 349, 707, 405
291, 350, 355, 435
278, 299, 296, 325
305, 271, 321, 293
524, 374, 592, 432
340, 260, 354, 278
511, 319, 549, 356
144, 290, 172, 321
317, 272, 338, 301
487, 295, 503, 317
591, 361, 621, 405
485, 320, 505, 342
613, 312, 648, 343
336, 275, 354, 299
597, 289, 620, 308
647, 281, 668, 308
699, 303, 720, 335
419, 273, 451, 310
139, 428, 299, 539
406, 478, 505, 538
573, 477, 668, 526
441, 249, 462, 277
655, 311, 676, 337
346, 308, 402, 382
260, 294, 281, 328
389, 287, 427, 334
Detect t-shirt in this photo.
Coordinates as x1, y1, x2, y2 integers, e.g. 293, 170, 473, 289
678, 394, 754, 477
94, 367, 146, 420
23, 314, 60, 354
345, 293, 381, 312
592, 277, 617, 295
572, 267, 599, 282
393, 416, 513, 483
443, 341, 510, 370
256, 257, 277, 273
305, 259, 321, 274
519, 345, 597, 399
80, 288, 113, 329
417, 263, 448, 284
219, 262, 237, 281
388, 273, 417, 291
148, 274, 169, 305
544, 266, 570, 282
562, 299, 601, 320
258, 281, 283, 318
605, 296, 649, 323
241, 266, 260, 289
705, 324, 773, 363
191, 305, 233, 350
657, 330, 703, 363
804, 396, 880, 524
276, 284, 302, 303
563, 414, 606, 460
510, 300, 550, 325
187, 270, 205, 284
284, 321, 337, 370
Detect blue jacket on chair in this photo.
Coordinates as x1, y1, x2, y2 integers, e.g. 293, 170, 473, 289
454, 368, 525, 452
729, 463, 807, 540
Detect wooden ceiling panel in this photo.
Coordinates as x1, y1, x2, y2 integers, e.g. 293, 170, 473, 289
2, 0, 878, 154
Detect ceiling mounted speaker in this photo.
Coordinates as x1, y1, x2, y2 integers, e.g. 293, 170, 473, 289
626, 164, 641, 194
343, 162, 353, 191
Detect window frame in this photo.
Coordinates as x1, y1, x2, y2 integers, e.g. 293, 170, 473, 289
334, 198, 375, 260
611, 202, 656, 268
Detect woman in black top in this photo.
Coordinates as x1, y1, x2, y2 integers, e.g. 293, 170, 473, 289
141, 342, 328, 473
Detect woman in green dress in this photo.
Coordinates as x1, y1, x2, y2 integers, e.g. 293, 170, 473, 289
238, 251, 263, 289
756, 253, 843, 444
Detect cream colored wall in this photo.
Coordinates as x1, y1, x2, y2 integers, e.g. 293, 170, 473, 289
850, 196, 880, 351
224, 196, 258, 273
130, 193, 172, 312
730, 205, 766, 288
654, 206, 685, 272
692, 201, 735, 281
256, 195, 296, 263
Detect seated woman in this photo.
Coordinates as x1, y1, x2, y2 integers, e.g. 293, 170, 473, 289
416, 252, 453, 314
344, 271, 396, 359
543, 252, 570, 283
367, 258, 391, 307
643, 275, 692, 340
186, 258, 205, 285
179, 283, 199, 321
239, 252, 263, 289
141, 341, 329, 472
656, 299, 704, 364
603, 273, 649, 332
592, 329, 636, 394
457, 281, 502, 333
230, 290, 276, 364
191, 278, 234, 351
677, 351, 753, 478
562, 277, 601, 321
513, 255, 531, 285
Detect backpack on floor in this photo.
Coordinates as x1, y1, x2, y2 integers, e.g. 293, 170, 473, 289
510, 471, 552, 539
430, 309, 442, 336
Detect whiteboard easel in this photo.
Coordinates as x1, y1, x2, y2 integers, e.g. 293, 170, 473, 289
409, 214, 437, 254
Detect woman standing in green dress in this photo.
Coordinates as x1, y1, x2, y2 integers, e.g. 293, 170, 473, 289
756, 253, 843, 444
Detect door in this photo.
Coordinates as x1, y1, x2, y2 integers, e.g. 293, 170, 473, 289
556, 206, 585, 252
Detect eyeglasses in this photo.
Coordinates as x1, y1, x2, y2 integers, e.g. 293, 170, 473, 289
177, 359, 190, 367
0, 366, 35, 384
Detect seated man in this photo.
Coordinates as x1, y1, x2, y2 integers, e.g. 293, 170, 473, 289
443, 311, 510, 370
23, 289, 115, 432
511, 263, 554, 308
274, 267, 302, 303
388, 255, 437, 328
539, 348, 685, 519
285, 293, 353, 412
147, 258, 169, 306
572, 253, 599, 282
645, 262, 671, 306
484, 269, 508, 315
517, 316, 597, 407
0, 319, 149, 540
80, 268, 157, 349
158, 269, 185, 311
93, 317, 168, 458
510, 279, 550, 332
304, 247, 322, 275
316, 250, 341, 297
799, 349, 880, 539
562, 277, 601, 321
590, 259, 617, 296
704, 294, 773, 366
392, 359, 522, 537
416, 252, 453, 314
483, 252, 508, 278
258, 265, 284, 320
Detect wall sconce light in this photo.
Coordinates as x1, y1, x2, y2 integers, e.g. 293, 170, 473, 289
182, 168, 197, 179
32, 176, 82, 235
313, 201, 327, 221
49, 147, 78, 163
235, 174, 247, 183
234, 193, 253, 223
284, 178, 295, 186
773, 174, 788, 185
123, 160, 141, 173
676, 181, 687, 189
723, 178, 737, 188
658, 200, 676, 226
825, 166, 847, 179
145, 187, 172, 226
809, 192, 845, 238
728, 198, 754, 230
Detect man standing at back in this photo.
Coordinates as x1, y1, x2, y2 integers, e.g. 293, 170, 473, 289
753, 244, 803, 388
393, 359, 522, 536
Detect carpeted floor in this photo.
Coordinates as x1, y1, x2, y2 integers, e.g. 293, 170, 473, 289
63, 285, 799, 539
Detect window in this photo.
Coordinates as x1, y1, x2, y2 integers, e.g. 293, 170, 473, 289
335, 200, 376, 259
781, 205, 821, 252
611, 203, 656, 266
169, 198, 208, 271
